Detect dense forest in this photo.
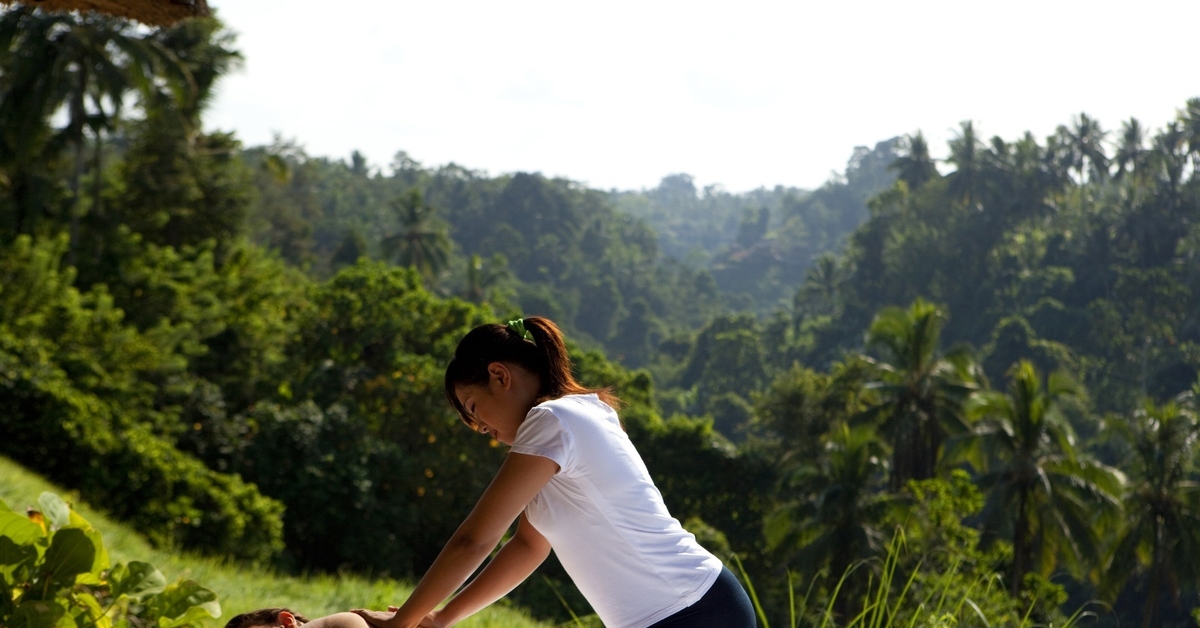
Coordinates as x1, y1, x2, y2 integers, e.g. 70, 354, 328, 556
3, 7, 1200, 628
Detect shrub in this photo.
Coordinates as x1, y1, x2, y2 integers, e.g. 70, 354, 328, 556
1, 492, 222, 628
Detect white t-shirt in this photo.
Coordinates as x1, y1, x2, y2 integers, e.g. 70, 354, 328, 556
510, 394, 722, 628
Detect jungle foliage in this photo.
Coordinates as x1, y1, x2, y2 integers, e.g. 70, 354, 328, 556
4, 6, 1200, 627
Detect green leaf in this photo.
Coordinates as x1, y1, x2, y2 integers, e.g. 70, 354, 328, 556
7, 599, 66, 628
83, 526, 110, 575
0, 510, 44, 547
37, 493, 70, 530
110, 561, 167, 600
0, 535, 38, 583
42, 528, 96, 587
66, 590, 108, 628
67, 508, 95, 531
146, 580, 220, 627
0, 572, 16, 617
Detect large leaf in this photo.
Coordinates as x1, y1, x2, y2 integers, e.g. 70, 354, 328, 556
0, 536, 38, 583
66, 590, 109, 628
36, 493, 70, 529
6, 599, 66, 628
146, 580, 221, 627
0, 510, 44, 547
41, 528, 96, 587
109, 561, 167, 600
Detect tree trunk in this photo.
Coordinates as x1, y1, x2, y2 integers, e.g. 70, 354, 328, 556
1011, 489, 1028, 596
91, 129, 104, 264
67, 66, 87, 267
1142, 517, 1162, 628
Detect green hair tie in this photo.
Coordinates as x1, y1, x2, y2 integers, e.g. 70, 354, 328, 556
507, 318, 535, 345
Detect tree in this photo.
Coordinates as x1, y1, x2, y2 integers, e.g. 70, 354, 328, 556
947, 120, 984, 205
1061, 112, 1110, 185
462, 253, 511, 305
889, 131, 939, 190
1114, 118, 1149, 182
108, 16, 248, 253
861, 298, 978, 490
1102, 397, 1200, 628
764, 422, 893, 619
0, 7, 175, 246
796, 252, 845, 318
962, 361, 1123, 595
381, 188, 452, 282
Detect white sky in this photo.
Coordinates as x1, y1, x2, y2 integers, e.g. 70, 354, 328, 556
206, 0, 1200, 193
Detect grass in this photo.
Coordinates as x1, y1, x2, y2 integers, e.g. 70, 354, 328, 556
0, 455, 551, 628
734, 531, 1105, 628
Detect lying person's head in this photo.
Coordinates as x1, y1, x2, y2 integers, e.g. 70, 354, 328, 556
224, 609, 369, 628
224, 608, 309, 628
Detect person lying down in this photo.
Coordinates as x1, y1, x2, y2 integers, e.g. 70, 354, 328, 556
224, 608, 370, 628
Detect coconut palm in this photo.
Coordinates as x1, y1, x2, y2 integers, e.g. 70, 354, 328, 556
765, 422, 893, 618
861, 298, 979, 491
1181, 97, 1200, 177
962, 361, 1123, 595
0, 7, 169, 240
1114, 117, 1148, 182
1102, 398, 1200, 628
796, 252, 845, 318
888, 131, 939, 190
946, 120, 984, 205
1060, 112, 1110, 185
463, 253, 510, 304
382, 188, 452, 282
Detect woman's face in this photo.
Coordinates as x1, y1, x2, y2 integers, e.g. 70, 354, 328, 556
454, 362, 536, 446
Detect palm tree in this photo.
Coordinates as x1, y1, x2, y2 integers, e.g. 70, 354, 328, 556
888, 131, 939, 190
765, 422, 893, 618
1180, 97, 1200, 177
1114, 118, 1148, 182
946, 120, 984, 205
861, 298, 979, 491
963, 361, 1123, 595
796, 252, 845, 318
463, 253, 510, 304
1061, 112, 1110, 185
382, 188, 452, 282
1102, 398, 1200, 628
0, 7, 170, 241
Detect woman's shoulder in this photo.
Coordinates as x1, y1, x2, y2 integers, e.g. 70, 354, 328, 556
532, 393, 619, 425
536, 393, 607, 413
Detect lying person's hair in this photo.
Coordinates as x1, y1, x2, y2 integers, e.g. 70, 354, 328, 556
224, 608, 310, 628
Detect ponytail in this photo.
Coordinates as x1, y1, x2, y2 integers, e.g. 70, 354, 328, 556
444, 316, 620, 426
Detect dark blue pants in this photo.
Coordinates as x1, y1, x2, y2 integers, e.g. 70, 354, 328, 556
648, 566, 757, 628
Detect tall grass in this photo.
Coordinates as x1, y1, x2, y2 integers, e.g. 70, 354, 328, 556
0, 455, 549, 628
734, 531, 1103, 628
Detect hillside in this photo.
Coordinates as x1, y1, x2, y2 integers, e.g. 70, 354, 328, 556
0, 455, 551, 628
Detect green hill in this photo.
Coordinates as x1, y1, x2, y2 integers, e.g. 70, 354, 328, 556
0, 455, 551, 628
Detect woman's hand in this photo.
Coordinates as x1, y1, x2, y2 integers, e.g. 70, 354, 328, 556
417, 610, 448, 628
351, 607, 407, 628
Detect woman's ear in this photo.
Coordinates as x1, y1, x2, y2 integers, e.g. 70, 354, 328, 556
487, 362, 511, 389
277, 611, 297, 628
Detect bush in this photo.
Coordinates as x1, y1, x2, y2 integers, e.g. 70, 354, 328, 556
1, 492, 222, 628
0, 333, 284, 562
0, 235, 284, 561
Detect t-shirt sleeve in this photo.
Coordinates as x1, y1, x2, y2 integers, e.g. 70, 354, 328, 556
510, 407, 575, 472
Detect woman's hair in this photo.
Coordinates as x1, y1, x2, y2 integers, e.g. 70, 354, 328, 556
224, 608, 309, 628
444, 316, 620, 427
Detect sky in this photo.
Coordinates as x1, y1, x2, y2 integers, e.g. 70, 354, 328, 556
206, 0, 1200, 194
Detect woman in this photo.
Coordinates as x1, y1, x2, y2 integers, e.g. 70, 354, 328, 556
355, 317, 755, 628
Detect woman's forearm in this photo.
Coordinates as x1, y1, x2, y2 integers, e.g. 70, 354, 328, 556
390, 533, 498, 625
435, 531, 550, 626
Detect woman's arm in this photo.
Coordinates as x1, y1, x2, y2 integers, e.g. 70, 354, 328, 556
357, 452, 559, 628
426, 512, 551, 627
